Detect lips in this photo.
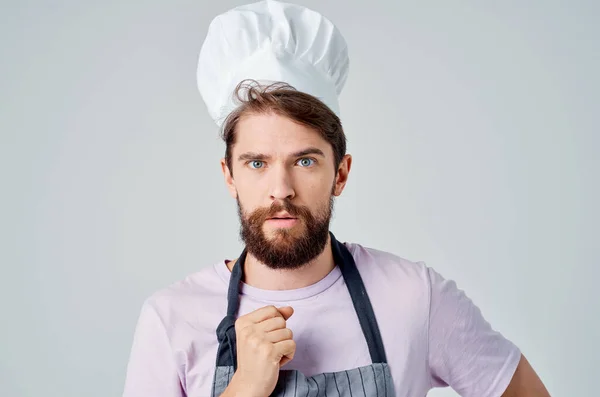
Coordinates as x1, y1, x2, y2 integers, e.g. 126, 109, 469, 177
264, 210, 300, 229
267, 211, 297, 220
265, 217, 299, 229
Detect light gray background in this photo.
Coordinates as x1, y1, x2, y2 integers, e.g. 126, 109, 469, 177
1, 0, 598, 396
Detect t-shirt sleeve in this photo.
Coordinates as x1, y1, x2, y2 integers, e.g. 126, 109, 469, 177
426, 266, 521, 397
122, 300, 186, 397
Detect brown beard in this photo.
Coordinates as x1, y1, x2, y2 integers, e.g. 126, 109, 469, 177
237, 196, 334, 270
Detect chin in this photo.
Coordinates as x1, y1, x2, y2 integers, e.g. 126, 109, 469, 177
264, 227, 303, 242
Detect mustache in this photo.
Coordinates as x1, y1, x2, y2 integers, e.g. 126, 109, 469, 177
247, 200, 312, 225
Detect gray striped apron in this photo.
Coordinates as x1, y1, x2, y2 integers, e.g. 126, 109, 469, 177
211, 232, 395, 396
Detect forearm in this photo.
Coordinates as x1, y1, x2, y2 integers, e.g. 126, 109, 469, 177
501, 355, 551, 397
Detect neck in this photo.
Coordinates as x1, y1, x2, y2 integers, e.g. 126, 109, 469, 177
226, 234, 336, 290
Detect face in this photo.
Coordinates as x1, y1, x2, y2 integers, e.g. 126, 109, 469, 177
221, 111, 351, 270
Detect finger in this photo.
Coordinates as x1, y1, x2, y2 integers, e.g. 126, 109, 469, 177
273, 339, 296, 363
277, 306, 294, 320
280, 356, 293, 367
265, 328, 293, 343
257, 316, 287, 332
240, 305, 283, 325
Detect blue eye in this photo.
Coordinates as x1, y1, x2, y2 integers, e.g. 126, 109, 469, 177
297, 158, 315, 167
249, 160, 264, 169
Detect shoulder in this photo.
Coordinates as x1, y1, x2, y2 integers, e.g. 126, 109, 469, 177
139, 262, 229, 329
341, 240, 445, 322
345, 241, 425, 270
344, 241, 434, 288
344, 241, 457, 290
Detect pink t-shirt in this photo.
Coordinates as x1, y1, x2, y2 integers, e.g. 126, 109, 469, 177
122, 242, 521, 397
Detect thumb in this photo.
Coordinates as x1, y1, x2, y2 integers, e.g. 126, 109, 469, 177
277, 306, 294, 320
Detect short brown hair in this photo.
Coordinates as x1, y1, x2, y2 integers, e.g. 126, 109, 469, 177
221, 79, 347, 175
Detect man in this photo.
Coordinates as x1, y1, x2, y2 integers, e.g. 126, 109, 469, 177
123, 1, 550, 396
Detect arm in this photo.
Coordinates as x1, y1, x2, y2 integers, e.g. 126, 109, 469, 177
501, 354, 550, 397
122, 300, 186, 397
426, 266, 549, 397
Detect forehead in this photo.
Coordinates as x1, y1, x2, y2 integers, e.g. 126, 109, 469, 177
232, 112, 331, 154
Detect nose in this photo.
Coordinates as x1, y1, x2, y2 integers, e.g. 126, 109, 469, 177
269, 165, 296, 201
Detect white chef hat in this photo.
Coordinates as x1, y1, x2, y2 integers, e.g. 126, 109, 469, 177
196, 0, 349, 127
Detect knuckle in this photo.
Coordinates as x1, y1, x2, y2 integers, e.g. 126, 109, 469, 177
234, 318, 246, 332
247, 334, 261, 348
237, 325, 255, 342
236, 324, 248, 336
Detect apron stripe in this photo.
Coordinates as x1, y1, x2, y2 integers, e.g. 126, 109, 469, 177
382, 364, 387, 397
311, 376, 319, 396
344, 370, 353, 396
371, 365, 378, 397
358, 367, 366, 397
294, 371, 297, 396
211, 369, 216, 397
304, 372, 310, 396
333, 372, 340, 396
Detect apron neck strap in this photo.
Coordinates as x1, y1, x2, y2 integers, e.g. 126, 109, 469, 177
329, 233, 388, 364
214, 249, 246, 370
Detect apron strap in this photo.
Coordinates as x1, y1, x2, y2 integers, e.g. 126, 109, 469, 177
215, 249, 246, 370
330, 233, 388, 364
214, 232, 388, 369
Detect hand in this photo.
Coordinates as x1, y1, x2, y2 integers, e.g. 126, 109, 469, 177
225, 305, 296, 397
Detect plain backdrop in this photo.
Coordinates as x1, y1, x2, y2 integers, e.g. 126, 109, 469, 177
1, 0, 598, 396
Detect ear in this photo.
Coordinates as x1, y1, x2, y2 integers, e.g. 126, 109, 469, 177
333, 154, 352, 196
221, 158, 237, 199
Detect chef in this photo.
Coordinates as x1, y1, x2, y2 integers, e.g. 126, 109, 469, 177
122, 1, 550, 396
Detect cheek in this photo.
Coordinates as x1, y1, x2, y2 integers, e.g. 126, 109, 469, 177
301, 177, 333, 202
235, 179, 264, 206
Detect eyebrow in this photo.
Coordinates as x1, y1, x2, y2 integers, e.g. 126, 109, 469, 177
237, 147, 326, 161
